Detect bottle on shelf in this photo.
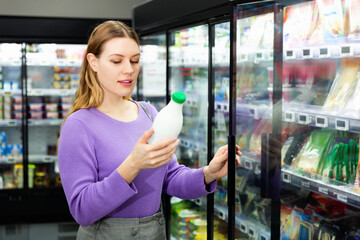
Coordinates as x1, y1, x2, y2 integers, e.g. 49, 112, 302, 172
148, 91, 186, 144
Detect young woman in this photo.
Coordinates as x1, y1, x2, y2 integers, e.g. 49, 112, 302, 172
57, 20, 241, 240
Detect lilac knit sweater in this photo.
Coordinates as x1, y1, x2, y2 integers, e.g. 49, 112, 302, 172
57, 101, 216, 226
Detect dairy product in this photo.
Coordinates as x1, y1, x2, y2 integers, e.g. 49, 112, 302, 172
148, 91, 186, 144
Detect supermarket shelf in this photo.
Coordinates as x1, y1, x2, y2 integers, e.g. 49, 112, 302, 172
0, 155, 57, 165
282, 166, 360, 208
214, 204, 270, 240
0, 119, 63, 127
0, 119, 21, 127
0, 156, 22, 164
0, 58, 21, 67
27, 88, 76, 96
241, 152, 360, 208
26, 57, 82, 67
28, 118, 63, 126
0, 89, 22, 95
29, 155, 57, 164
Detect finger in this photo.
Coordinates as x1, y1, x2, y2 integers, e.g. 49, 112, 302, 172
148, 153, 174, 168
149, 136, 178, 151
140, 128, 154, 144
149, 140, 179, 159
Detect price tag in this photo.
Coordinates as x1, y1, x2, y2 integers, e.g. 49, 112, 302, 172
244, 160, 252, 170
298, 114, 310, 125
240, 53, 248, 62
255, 52, 264, 61
260, 234, 269, 240
218, 209, 226, 220
341, 46, 352, 56
216, 103, 222, 111
240, 224, 248, 233
319, 47, 330, 58
302, 49, 313, 58
318, 187, 328, 195
301, 181, 310, 188
336, 193, 347, 202
249, 107, 259, 119
335, 118, 349, 131
223, 103, 229, 112
248, 228, 255, 237
284, 112, 295, 122
43, 157, 52, 162
7, 121, 17, 127
315, 116, 328, 128
255, 163, 261, 175
282, 173, 291, 183
285, 50, 295, 59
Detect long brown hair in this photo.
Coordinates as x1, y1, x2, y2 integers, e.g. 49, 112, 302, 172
69, 20, 139, 118
57, 21, 139, 146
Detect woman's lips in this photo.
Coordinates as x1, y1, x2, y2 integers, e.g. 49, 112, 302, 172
118, 79, 133, 86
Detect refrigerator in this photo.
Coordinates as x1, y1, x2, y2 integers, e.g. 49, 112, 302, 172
0, 16, 126, 233
134, 0, 360, 239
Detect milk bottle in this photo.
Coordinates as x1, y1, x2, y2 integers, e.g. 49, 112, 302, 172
148, 91, 186, 144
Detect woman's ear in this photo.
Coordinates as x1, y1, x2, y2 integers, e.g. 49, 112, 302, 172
87, 53, 98, 72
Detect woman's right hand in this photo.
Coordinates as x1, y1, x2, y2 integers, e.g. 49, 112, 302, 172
131, 128, 180, 169
117, 128, 180, 184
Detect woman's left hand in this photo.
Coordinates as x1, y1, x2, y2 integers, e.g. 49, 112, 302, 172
203, 145, 242, 185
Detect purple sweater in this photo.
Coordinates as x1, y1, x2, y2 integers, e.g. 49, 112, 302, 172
58, 101, 216, 226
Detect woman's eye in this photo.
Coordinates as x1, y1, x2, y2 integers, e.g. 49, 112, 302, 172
112, 61, 121, 64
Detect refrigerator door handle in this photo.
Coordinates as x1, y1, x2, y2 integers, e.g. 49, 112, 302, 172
260, 133, 282, 199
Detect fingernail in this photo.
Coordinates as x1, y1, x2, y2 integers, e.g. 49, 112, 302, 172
173, 137, 178, 142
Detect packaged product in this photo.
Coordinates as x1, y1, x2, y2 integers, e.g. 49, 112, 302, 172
317, 0, 345, 40
283, 1, 320, 46
353, 138, 360, 193
323, 58, 360, 112
344, 0, 360, 38
292, 129, 335, 175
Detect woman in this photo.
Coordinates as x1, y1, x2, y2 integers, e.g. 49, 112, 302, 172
57, 20, 241, 240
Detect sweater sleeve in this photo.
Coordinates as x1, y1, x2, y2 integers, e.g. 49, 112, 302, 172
58, 117, 138, 226
163, 155, 217, 199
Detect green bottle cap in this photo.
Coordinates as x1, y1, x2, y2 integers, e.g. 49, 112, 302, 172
172, 91, 186, 104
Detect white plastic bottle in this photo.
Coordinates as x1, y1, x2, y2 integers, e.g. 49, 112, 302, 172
148, 91, 186, 144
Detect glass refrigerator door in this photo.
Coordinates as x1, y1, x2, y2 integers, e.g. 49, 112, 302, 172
26, 43, 86, 188
212, 22, 231, 239
280, 1, 360, 239
139, 34, 167, 110
233, 4, 274, 240
0, 43, 23, 190
169, 24, 209, 240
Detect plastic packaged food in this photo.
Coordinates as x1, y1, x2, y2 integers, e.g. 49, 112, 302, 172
323, 58, 360, 112
292, 129, 335, 175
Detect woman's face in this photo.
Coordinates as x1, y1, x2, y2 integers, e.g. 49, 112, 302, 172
88, 37, 140, 99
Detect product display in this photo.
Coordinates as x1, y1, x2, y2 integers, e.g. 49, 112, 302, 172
0, 43, 85, 191
134, 0, 360, 238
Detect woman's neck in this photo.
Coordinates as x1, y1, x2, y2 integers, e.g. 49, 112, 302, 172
97, 96, 138, 122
